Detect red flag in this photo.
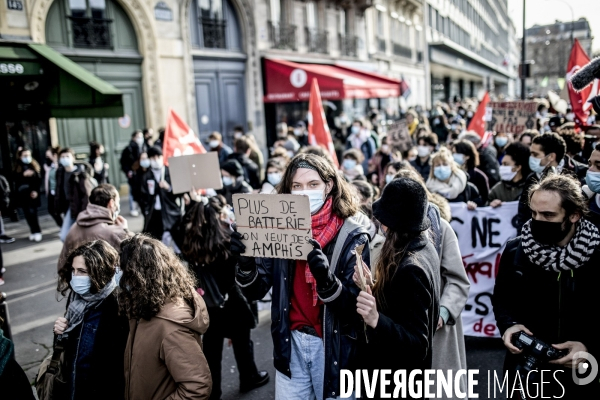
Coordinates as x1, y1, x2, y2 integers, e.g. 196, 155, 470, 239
567, 39, 598, 127
307, 78, 339, 167
162, 108, 205, 166
467, 92, 490, 138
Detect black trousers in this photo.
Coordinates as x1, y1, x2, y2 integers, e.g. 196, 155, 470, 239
22, 206, 41, 234
202, 307, 259, 400
47, 193, 63, 227
144, 211, 164, 240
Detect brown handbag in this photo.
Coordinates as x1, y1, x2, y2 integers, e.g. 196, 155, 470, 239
35, 338, 68, 400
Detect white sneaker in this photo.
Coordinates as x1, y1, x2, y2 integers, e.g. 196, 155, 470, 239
29, 234, 34, 241
130, 209, 139, 217
33, 233, 42, 242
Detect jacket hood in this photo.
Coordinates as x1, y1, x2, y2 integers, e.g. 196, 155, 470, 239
76, 204, 114, 227
155, 291, 209, 335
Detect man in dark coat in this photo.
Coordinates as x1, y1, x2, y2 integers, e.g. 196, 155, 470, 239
139, 146, 182, 240
206, 131, 233, 166
120, 130, 148, 216
493, 174, 599, 399
217, 159, 252, 206
227, 136, 261, 189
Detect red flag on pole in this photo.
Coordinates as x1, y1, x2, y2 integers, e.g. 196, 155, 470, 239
162, 108, 205, 166
307, 78, 339, 167
566, 38, 598, 127
467, 92, 490, 138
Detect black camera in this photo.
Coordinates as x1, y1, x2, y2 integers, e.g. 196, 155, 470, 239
511, 331, 568, 372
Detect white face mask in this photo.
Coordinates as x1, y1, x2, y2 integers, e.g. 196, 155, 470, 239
150, 159, 161, 170
222, 176, 233, 186
417, 145, 431, 158
385, 174, 394, 184
267, 172, 281, 186
381, 144, 390, 153
208, 140, 220, 149
291, 189, 325, 214
566, 113, 575, 122
135, 137, 144, 146
499, 165, 518, 182
70, 275, 91, 296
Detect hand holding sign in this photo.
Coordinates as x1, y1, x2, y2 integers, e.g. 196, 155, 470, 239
232, 194, 313, 260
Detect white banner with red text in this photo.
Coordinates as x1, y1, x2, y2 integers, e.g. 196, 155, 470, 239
449, 201, 520, 338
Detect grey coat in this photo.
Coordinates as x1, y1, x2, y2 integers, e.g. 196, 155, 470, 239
432, 218, 470, 399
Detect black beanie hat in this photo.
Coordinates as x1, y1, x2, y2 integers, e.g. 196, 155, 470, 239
221, 159, 244, 177
372, 177, 431, 234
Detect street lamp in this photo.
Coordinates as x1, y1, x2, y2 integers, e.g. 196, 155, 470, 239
546, 0, 575, 44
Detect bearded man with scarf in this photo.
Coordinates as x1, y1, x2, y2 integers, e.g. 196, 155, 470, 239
234, 154, 370, 400
492, 174, 600, 399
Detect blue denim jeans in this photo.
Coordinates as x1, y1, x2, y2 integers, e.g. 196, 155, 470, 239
59, 209, 74, 242
275, 331, 355, 400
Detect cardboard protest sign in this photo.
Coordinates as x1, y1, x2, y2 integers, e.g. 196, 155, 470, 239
168, 152, 223, 194
449, 201, 519, 338
233, 193, 313, 260
485, 101, 537, 135
386, 119, 412, 153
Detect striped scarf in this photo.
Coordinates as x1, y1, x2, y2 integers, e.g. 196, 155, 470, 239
299, 197, 344, 306
521, 219, 599, 272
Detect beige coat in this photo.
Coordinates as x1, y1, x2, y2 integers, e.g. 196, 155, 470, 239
432, 219, 471, 399
124, 292, 212, 400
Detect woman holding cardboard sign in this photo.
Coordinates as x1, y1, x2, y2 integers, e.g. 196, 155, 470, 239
233, 153, 370, 400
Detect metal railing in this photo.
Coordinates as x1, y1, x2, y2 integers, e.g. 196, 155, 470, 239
338, 34, 358, 57
201, 18, 227, 49
267, 21, 297, 51
392, 43, 412, 59
69, 17, 113, 49
306, 28, 328, 54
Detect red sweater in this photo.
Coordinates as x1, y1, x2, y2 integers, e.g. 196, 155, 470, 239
289, 261, 323, 338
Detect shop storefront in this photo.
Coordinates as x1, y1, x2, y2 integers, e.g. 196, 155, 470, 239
0, 41, 123, 188
261, 58, 401, 145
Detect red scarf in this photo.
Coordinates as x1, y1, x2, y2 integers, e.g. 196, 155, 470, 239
298, 197, 344, 306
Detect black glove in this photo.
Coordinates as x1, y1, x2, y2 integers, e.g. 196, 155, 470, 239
231, 228, 254, 273
307, 239, 336, 290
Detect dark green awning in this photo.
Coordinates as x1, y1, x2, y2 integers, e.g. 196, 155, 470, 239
0, 42, 123, 118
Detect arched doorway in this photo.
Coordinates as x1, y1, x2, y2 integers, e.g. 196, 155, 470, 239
189, 0, 247, 146
45, 0, 145, 186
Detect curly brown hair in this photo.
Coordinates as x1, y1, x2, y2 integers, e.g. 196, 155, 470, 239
57, 240, 119, 297
118, 234, 197, 320
279, 153, 359, 219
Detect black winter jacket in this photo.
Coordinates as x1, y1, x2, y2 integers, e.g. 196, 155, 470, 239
236, 217, 370, 399
355, 234, 440, 399
140, 167, 182, 231
492, 236, 599, 397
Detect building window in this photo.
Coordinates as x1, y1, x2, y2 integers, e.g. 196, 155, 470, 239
68, 0, 112, 49
199, 0, 226, 48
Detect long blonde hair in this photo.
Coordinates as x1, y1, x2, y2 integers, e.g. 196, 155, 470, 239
428, 147, 460, 181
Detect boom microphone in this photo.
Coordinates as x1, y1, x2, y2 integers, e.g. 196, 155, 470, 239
570, 57, 600, 92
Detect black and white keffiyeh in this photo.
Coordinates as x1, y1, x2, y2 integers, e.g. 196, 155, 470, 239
521, 219, 600, 272
59, 276, 118, 339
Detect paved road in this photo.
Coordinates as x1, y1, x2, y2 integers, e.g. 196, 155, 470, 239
2, 205, 507, 399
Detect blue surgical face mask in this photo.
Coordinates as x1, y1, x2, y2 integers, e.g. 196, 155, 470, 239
351, 126, 360, 134
453, 153, 465, 166
21, 156, 32, 164
343, 159, 357, 170
529, 156, 546, 174
385, 174, 394, 184
586, 170, 600, 193
267, 172, 281, 186
140, 159, 150, 169
434, 165, 452, 181
495, 137, 508, 148
291, 189, 325, 214
60, 157, 73, 168
70, 275, 91, 296
222, 176, 233, 186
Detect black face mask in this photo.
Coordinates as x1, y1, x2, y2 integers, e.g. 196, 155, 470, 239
530, 218, 572, 245
45, 157, 53, 166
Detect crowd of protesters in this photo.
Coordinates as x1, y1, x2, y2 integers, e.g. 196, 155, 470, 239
1, 90, 599, 400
